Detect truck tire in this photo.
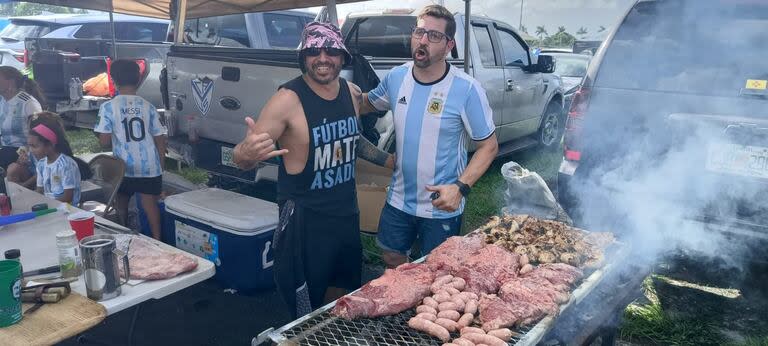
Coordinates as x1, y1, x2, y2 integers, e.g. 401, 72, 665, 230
538, 102, 565, 150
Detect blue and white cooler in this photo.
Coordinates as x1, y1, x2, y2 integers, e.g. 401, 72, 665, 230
164, 188, 278, 292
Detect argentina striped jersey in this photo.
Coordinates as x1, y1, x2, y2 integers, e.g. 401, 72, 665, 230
368, 62, 494, 219
94, 95, 167, 177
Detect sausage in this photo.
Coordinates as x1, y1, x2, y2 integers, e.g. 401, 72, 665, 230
451, 277, 467, 290
487, 328, 513, 342
431, 275, 455, 292
457, 292, 478, 301
519, 264, 534, 275
434, 291, 452, 303
460, 332, 507, 346
423, 296, 439, 309
464, 299, 478, 315
457, 313, 474, 328
438, 302, 459, 311
453, 338, 476, 346
460, 327, 486, 335
416, 313, 437, 322
519, 254, 530, 266
434, 318, 459, 332
437, 310, 461, 321
409, 317, 450, 342
417, 305, 438, 315
445, 287, 461, 295
450, 296, 466, 311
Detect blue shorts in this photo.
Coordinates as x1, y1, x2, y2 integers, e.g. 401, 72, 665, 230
376, 203, 462, 257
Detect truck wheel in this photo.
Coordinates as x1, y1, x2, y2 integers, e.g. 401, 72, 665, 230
538, 102, 564, 150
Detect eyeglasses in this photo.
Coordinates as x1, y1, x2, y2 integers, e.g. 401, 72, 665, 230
411, 27, 451, 43
304, 47, 344, 57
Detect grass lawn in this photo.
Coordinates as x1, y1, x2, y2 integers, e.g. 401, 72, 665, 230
67, 129, 209, 185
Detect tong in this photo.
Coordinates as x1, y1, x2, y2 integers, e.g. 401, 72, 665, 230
22, 281, 72, 315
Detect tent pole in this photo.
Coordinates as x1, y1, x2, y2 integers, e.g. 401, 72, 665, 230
110, 12, 118, 59
326, 0, 338, 26
464, 0, 470, 74
174, 0, 188, 44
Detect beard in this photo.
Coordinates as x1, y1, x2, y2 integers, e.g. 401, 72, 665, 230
306, 60, 341, 85
412, 44, 432, 68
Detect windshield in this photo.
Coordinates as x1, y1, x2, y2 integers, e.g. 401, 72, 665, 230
343, 16, 416, 58
553, 55, 589, 77
596, 0, 768, 97
0, 22, 51, 41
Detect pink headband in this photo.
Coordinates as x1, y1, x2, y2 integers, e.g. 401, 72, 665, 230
32, 124, 57, 145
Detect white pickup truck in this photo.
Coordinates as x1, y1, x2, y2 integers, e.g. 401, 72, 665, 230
164, 10, 564, 184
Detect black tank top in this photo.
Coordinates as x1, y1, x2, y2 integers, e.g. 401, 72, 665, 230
277, 76, 359, 215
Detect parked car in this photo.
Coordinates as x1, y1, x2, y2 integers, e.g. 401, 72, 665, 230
544, 52, 590, 114
558, 0, 768, 239
0, 13, 169, 70
341, 10, 565, 155
163, 9, 561, 183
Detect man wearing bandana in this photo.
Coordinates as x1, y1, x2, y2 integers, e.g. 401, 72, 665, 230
234, 22, 393, 318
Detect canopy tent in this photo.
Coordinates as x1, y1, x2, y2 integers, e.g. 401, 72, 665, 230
2, 0, 362, 19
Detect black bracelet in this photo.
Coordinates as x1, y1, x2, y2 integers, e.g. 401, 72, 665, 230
455, 181, 471, 197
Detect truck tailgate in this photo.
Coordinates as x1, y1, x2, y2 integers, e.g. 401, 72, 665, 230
166, 46, 301, 145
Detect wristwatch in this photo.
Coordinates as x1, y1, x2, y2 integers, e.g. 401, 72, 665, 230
455, 180, 471, 197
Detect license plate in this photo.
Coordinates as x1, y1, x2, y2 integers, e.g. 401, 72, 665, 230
221, 146, 237, 168
706, 142, 768, 179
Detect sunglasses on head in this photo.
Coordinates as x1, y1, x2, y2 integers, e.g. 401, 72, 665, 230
304, 47, 344, 57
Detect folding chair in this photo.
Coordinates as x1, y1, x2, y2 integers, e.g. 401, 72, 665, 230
79, 155, 125, 218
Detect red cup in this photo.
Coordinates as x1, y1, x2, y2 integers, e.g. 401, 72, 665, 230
68, 211, 95, 240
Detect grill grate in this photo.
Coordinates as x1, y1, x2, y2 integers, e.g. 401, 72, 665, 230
277, 308, 534, 345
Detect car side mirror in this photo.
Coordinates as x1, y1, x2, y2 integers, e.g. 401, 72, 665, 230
536, 54, 556, 73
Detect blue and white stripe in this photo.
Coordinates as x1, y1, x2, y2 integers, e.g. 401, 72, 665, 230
368, 62, 494, 218
0, 92, 42, 147
95, 95, 167, 178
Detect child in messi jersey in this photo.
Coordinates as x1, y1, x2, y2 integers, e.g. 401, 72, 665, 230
94, 60, 167, 240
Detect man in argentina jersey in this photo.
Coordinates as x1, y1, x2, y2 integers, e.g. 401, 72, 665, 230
94, 60, 167, 240
361, 5, 499, 268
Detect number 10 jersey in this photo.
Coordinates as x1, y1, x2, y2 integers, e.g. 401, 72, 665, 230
95, 95, 167, 177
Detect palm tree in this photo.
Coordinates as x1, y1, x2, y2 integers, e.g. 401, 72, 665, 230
557, 26, 567, 34
520, 25, 528, 34
535, 26, 547, 41
576, 27, 588, 36
598, 25, 606, 32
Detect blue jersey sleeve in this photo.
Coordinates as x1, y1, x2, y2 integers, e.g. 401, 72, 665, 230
61, 157, 81, 190
367, 72, 391, 112
147, 104, 167, 137
94, 102, 113, 133
461, 81, 495, 141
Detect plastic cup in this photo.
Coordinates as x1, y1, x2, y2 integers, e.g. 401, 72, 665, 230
0, 260, 22, 327
68, 211, 96, 240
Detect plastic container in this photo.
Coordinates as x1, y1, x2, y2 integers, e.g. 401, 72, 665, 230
56, 230, 82, 279
164, 188, 278, 292
136, 195, 168, 243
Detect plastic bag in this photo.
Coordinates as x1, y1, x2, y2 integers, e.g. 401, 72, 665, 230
501, 161, 572, 225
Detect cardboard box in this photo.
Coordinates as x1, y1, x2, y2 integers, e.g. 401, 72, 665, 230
356, 159, 393, 233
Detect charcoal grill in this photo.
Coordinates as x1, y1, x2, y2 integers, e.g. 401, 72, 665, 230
254, 241, 626, 346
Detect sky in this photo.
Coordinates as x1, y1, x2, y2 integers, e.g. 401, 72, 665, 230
328, 0, 637, 38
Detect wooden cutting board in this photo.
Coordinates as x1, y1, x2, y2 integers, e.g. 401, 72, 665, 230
0, 292, 106, 346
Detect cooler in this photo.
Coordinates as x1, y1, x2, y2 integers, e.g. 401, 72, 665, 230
164, 188, 278, 292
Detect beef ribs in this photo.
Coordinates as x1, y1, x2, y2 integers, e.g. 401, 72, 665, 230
125, 237, 198, 280
426, 235, 485, 275
499, 279, 560, 316
478, 293, 544, 331
332, 263, 435, 319
455, 244, 520, 295
523, 263, 583, 286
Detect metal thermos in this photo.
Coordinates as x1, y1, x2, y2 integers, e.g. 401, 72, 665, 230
79, 235, 130, 301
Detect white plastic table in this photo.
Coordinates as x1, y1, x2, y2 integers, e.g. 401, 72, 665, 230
0, 181, 216, 315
